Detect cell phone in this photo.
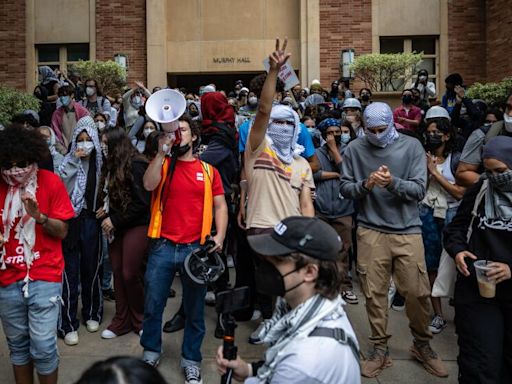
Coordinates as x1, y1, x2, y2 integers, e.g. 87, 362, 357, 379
216, 287, 251, 315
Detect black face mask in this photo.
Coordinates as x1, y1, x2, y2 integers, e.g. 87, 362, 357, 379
254, 259, 304, 297
172, 143, 191, 157
361, 94, 370, 102
424, 134, 444, 152
402, 95, 413, 104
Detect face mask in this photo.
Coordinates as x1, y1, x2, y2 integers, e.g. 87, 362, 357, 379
307, 128, 316, 136
86, 87, 95, 97
143, 128, 154, 138
487, 170, 512, 192
254, 259, 304, 297
424, 134, 444, 152
504, 114, 512, 133
366, 125, 397, 148
267, 121, 296, 164
248, 96, 258, 106
340, 133, 351, 144
361, 94, 370, 102
131, 96, 142, 109
60, 95, 71, 107
402, 95, 412, 104
419, 75, 427, 81
96, 121, 106, 132
100, 143, 108, 157
46, 138, 52, 147
77, 141, 95, 156
1, 164, 36, 186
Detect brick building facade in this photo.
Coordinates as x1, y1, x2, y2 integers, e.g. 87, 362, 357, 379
0, 1, 26, 89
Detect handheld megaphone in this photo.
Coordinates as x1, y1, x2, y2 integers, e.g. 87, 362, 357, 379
145, 89, 187, 145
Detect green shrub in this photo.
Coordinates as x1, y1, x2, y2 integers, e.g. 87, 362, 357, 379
466, 77, 512, 106
70, 60, 126, 97
0, 86, 41, 126
350, 53, 424, 92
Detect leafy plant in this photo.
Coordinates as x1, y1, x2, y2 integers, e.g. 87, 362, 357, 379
466, 77, 512, 106
0, 86, 40, 126
350, 53, 423, 92
70, 60, 127, 97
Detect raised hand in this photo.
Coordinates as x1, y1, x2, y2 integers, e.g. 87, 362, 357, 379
269, 37, 291, 71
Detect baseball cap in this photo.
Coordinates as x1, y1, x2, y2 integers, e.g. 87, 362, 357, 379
247, 216, 342, 261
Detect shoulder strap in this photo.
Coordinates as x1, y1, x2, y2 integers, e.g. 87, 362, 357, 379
309, 327, 360, 365
450, 151, 462, 177
200, 161, 214, 245
484, 121, 504, 144
466, 180, 487, 242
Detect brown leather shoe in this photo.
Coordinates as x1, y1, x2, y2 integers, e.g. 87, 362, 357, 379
361, 347, 393, 378
410, 342, 449, 378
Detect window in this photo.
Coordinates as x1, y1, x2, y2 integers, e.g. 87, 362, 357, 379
379, 36, 439, 91
36, 43, 89, 73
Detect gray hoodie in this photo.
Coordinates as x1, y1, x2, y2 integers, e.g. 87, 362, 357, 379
339, 134, 427, 234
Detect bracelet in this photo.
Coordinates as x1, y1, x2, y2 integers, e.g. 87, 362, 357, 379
37, 213, 49, 225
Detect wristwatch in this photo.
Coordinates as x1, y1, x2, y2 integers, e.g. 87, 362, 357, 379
36, 213, 49, 225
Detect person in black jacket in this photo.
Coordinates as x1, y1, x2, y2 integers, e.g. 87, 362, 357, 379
97, 129, 151, 339
444, 136, 512, 384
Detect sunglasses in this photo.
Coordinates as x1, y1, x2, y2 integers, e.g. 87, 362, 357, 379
2, 160, 30, 170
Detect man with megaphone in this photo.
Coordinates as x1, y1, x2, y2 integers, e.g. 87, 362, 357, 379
140, 108, 228, 384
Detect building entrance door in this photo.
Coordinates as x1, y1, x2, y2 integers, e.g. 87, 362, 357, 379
167, 72, 263, 95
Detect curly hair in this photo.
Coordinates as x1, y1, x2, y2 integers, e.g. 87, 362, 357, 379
425, 118, 458, 156
100, 129, 144, 213
0, 124, 48, 168
249, 73, 285, 98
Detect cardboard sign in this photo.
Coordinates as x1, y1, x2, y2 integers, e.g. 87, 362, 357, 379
263, 58, 300, 91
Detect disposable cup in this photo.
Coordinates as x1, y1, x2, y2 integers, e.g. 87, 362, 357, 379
474, 260, 496, 298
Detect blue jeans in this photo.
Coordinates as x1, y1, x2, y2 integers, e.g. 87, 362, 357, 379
0, 281, 62, 375
140, 238, 207, 368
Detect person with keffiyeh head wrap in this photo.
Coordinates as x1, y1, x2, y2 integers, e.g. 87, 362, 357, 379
244, 38, 315, 344
0, 124, 74, 384
444, 136, 512, 383
58, 116, 104, 346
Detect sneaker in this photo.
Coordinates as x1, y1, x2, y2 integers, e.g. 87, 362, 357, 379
429, 315, 447, 334
342, 290, 359, 304
163, 312, 186, 333
101, 329, 117, 339
391, 293, 405, 311
205, 291, 216, 306
248, 321, 266, 345
361, 347, 393, 378
143, 351, 161, 368
86, 320, 99, 333
64, 331, 79, 346
251, 309, 262, 321
184, 365, 203, 384
410, 341, 449, 377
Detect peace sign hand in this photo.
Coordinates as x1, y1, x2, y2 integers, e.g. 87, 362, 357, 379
269, 37, 291, 71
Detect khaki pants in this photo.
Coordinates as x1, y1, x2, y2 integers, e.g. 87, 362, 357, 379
317, 214, 353, 291
356, 227, 432, 349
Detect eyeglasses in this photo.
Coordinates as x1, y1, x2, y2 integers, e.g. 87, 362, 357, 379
2, 160, 30, 170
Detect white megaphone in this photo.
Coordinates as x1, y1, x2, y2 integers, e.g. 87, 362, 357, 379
145, 89, 187, 134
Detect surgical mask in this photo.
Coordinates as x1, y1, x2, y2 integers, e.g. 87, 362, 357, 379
86, 87, 95, 97
254, 259, 304, 297
77, 141, 95, 155
131, 96, 142, 109
419, 75, 427, 81
143, 128, 154, 138
60, 95, 71, 107
248, 96, 258, 106
340, 133, 351, 144
100, 143, 108, 157
361, 94, 370, 102
504, 113, 512, 133
307, 127, 316, 136
96, 121, 106, 132
424, 134, 444, 152
487, 170, 512, 192
402, 95, 412, 104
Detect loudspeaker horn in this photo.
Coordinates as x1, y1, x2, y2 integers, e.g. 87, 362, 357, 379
145, 89, 186, 132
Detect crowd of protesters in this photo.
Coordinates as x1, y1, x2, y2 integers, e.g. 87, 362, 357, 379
0, 39, 511, 384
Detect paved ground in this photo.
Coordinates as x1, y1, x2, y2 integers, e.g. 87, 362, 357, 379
0, 272, 459, 383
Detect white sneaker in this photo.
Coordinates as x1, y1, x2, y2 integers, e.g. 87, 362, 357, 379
64, 331, 79, 346
86, 320, 100, 332
101, 329, 117, 339
205, 291, 216, 305
251, 309, 262, 321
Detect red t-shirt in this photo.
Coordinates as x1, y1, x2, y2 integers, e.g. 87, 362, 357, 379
0, 169, 75, 287
160, 159, 224, 244
393, 105, 422, 132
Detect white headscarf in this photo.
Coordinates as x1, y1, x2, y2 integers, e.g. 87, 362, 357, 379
266, 105, 304, 164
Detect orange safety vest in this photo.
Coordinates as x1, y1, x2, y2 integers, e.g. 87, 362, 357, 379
147, 157, 214, 244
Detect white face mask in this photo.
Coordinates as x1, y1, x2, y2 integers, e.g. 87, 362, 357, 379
96, 121, 106, 131
86, 87, 95, 97
77, 141, 95, 155
504, 113, 512, 133
143, 128, 154, 138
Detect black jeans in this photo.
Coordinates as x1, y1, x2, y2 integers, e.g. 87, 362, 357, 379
454, 274, 512, 383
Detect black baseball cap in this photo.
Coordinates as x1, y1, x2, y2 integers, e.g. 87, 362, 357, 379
247, 216, 342, 261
